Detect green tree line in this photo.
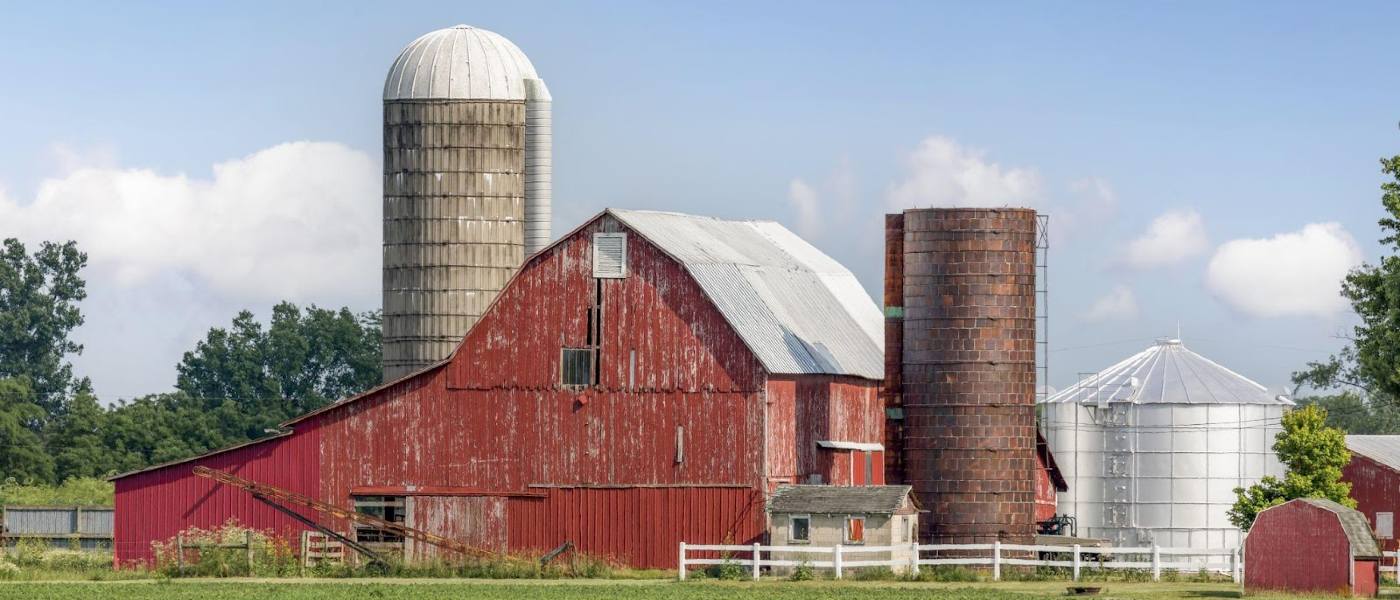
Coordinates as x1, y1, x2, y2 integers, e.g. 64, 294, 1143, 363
0, 237, 381, 490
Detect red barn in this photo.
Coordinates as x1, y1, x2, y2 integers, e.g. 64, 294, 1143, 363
1245, 498, 1382, 598
1035, 431, 1068, 524
1344, 435, 1400, 556
111, 209, 886, 568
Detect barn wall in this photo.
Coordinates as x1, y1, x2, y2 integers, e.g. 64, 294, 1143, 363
407, 495, 508, 561
1245, 502, 1353, 595
1035, 461, 1058, 523
112, 424, 323, 565
768, 376, 883, 487
1344, 454, 1398, 553
508, 486, 763, 568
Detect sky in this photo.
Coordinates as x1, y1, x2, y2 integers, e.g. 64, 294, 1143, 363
1, 1, 1397, 403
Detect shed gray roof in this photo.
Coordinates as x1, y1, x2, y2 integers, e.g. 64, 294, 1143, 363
611, 210, 884, 380
1042, 339, 1293, 406
1346, 435, 1400, 472
768, 485, 915, 514
1294, 498, 1382, 558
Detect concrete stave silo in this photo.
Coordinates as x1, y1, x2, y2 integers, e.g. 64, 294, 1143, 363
1040, 339, 1290, 549
381, 25, 551, 381
893, 208, 1039, 545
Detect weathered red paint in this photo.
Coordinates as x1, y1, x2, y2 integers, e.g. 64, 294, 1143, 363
1245, 500, 1378, 597
1035, 431, 1067, 523
113, 213, 879, 569
1344, 453, 1398, 554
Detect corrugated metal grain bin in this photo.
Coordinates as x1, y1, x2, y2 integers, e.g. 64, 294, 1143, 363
1245, 498, 1381, 597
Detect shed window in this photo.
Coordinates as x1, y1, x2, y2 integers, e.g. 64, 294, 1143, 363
1378, 512, 1394, 539
845, 516, 865, 544
561, 348, 595, 387
789, 515, 810, 543
352, 495, 405, 544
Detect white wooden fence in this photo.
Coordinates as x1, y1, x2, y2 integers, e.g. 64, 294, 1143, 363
678, 541, 1242, 582
1384, 551, 1400, 579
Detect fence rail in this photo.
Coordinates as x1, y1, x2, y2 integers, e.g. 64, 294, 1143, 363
678, 541, 1242, 582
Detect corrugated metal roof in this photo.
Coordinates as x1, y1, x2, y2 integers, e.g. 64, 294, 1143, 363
1294, 498, 1382, 558
610, 209, 884, 380
768, 485, 915, 514
1346, 435, 1400, 472
384, 25, 539, 100
1042, 338, 1293, 406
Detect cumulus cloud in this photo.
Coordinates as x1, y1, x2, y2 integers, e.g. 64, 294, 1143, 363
0, 141, 379, 303
886, 136, 1042, 210
787, 178, 822, 239
1119, 209, 1208, 269
1205, 223, 1364, 318
0, 141, 380, 398
1081, 285, 1140, 322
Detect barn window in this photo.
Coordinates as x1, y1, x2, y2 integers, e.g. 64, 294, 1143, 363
1378, 512, 1394, 539
592, 233, 627, 278
845, 516, 865, 544
561, 348, 595, 387
352, 495, 406, 544
789, 515, 811, 543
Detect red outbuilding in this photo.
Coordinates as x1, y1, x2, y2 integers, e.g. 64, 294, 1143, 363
110, 209, 887, 569
1035, 431, 1068, 524
1343, 435, 1400, 556
1244, 498, 1382, 597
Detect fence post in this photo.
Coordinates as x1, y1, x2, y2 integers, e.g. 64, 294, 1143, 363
993, 540, 1001, 581
834, 544, 843, 580
678, 542, 687, 581
909, 541, 919, 576
752, 542, 761, 581
176, 533, 184, 576
246, 530, 254, 575
1072, 544, 1081, 581
1151, 543, 1160, 582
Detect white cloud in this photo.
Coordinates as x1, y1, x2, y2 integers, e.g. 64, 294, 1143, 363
787, 178, 822, 239
0, 141, 379, 303
886, 136, 1042, 210
1120, 209, 1208, 269
1081, 285, 1140, 322
1205, 223, 1364, 318
0, 141, 380, 398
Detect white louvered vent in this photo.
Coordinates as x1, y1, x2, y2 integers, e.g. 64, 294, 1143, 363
593, 233, 627, 278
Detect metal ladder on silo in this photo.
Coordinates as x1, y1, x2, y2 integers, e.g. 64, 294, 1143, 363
1101, 400, 1134, 546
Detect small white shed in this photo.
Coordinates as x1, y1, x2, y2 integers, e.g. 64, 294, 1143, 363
767, 485, 921, 572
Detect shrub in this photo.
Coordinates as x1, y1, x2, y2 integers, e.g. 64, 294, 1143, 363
790, 560, 815, 581
152, 519, 297, 577
0, 562, 19, 580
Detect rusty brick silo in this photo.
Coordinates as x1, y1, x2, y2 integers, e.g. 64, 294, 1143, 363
897, 207, 1038, 545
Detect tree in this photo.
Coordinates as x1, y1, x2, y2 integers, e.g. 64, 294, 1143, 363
46, 390, 115, 481
1295, 392, 1400, 434
175, 302, 381, 441
0, 239, 87, 415
0, 378, 55, 483
1228, 404, 1355, 530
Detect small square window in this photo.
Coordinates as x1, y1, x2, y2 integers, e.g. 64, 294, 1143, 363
352, 495, 406, 544
561, 348, 595, 387
1378, 512, 1394, 539
845, 516, 865, 544
789, 515, 810, 543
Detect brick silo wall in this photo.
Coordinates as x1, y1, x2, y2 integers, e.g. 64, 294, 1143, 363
900, 207, 1038, 545
883, 213, 906, 485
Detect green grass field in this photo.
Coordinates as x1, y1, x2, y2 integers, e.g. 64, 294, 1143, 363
0, 579, 1366, 600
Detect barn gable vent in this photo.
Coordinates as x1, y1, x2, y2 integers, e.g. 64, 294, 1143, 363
593, 233, 627, 278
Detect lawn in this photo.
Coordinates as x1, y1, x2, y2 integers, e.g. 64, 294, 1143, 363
0, 579, 1355, 600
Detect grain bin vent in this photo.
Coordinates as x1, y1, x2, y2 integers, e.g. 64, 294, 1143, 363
593, 233, 627, 278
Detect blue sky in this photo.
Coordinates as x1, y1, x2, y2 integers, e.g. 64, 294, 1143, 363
1, 1, 1396, 401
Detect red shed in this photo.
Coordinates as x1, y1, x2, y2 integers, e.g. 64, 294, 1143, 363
1245, 498, 1381, 597
1343, 435, 1400, 556
110, 209, 886, 569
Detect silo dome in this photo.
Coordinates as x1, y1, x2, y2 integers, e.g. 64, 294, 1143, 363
384, 25, 540, 101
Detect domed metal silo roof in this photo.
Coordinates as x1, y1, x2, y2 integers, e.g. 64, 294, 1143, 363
384, 25, 539, 101
1042, 338, 1294, 406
